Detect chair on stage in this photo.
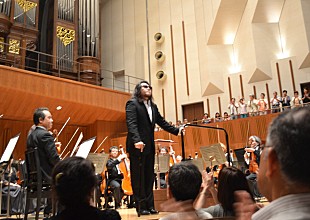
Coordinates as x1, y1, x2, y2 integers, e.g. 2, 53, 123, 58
102, 171, 116, 209
23, 148, 54, 220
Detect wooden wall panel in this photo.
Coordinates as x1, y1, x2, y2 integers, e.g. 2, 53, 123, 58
0, 119, 127, 160
0, 65, 131, 125
149, 113, 278, 158
0, 118, 87, 160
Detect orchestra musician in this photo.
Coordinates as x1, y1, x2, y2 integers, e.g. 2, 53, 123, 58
106, 146, 127, 209
244, 136, 262, 174
26, 107, 61, 217
243, 135, 263, 197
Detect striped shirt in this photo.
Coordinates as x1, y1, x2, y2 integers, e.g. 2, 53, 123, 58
252, 193, 310, 220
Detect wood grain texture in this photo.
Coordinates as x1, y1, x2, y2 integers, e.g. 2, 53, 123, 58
0, 65, 131, 125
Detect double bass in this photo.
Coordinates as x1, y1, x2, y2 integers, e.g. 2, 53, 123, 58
118, 146, 133, 196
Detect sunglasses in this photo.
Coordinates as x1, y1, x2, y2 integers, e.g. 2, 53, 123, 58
142, 85, 152, 89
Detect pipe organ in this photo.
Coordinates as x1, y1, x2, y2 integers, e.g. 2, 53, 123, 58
53, 0, 101, 85
77, 0, 100, 85
0, 0, 39, 67
0, 0, 101, 86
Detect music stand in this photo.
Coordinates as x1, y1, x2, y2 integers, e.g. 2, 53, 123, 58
188, 158, 204, 172
87, 153, 109, 206
0, 133, 20, 217
87, 153, 109, 175
233, 148, 247, 172
154, 154, 170, 189
154, 139, 176, 189
200, 143, 226, 168
75, 137, 96, 159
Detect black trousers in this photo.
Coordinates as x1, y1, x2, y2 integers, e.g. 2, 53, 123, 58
130, 152, 155, 211
109, 179, 123, 206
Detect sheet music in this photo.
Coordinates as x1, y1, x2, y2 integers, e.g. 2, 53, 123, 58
154, 154, 170, 173
75, 137, 96, 159
0, 133, 20, 163
87, 153, 109, 174
189, 158, 204, 172
200, 143, 226, 167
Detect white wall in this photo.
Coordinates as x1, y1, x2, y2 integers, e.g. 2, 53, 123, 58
100, 0, 310, 122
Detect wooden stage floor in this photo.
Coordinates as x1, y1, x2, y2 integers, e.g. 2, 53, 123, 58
0, 208, 169, 220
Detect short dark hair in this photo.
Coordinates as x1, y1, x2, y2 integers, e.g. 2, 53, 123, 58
33, 107, 49, 125
294, 91, 299, 95
52, 157, 97, 208
267, 107, 310, 186
217, 167, 253, 213
109, 146, 118, 153
261, 93, 265, 97
283, 90, 287, 93
102, 209, 121, 220
168, 162, 202, 201
132, 80, 153, 102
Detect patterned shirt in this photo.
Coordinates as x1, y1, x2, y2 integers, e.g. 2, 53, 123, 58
252, 193, 310, 220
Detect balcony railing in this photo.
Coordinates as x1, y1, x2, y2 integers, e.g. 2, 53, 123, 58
0, 41, 143, 93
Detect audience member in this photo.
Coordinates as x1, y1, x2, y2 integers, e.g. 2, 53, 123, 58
183, 118, 189, 125
202, 113, 211, 124
270, 91, 281, 113
175, 120, 182, 127
228, 98, 238, 120
257, 93, 268, 115
214, 112, 222, 122
247, 94, 258, 116
281, 90, 291, 110
302, 87, 310, 104
50, 157, 113, 220
238, 98, 248, 118
291, 91, 303, 108
196, 167, 254, 217
234, 107, 310, 220
223, 112, 230, 121
159, 163, 212, 219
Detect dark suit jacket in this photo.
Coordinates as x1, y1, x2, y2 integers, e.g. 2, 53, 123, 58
106, 158, 123, 180
126, 98, 179, 156
27, 126, 60, 182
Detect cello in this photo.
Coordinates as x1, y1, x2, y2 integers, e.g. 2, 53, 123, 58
118, 146, 133, 196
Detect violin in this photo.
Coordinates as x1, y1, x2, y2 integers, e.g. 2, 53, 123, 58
247, 148, 259, 173
52, 129, 61, 154
169, 145, 176, 165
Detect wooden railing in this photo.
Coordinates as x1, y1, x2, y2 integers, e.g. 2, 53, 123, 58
111, 112, 281, 158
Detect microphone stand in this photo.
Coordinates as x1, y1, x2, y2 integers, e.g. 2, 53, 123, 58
181, 124, 231, 166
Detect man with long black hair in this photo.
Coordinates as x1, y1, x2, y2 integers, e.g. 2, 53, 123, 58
126, 81, 182, 215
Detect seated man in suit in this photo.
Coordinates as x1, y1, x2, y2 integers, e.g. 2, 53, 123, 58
106, 146, 127, 209
27, 107, 61, 216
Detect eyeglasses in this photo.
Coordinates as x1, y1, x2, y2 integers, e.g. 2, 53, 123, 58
142, 85, 152, 89
261, 144, 271, 151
